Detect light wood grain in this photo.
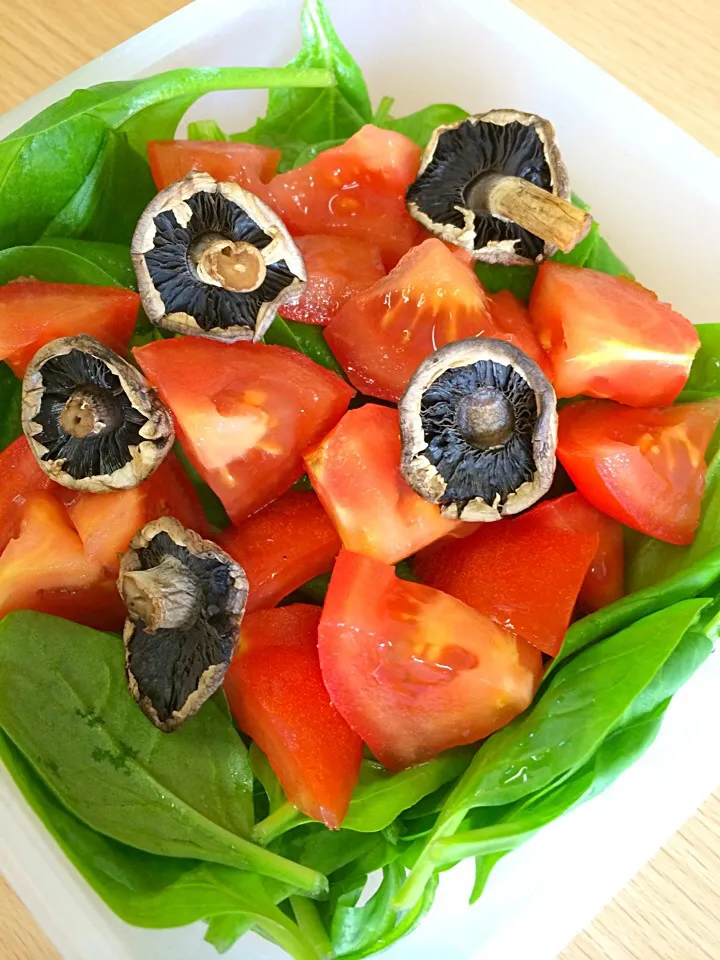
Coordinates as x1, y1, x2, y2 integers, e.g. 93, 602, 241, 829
0, 1, 719, 959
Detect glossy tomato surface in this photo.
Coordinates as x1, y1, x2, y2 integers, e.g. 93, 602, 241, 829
304, 404, 462, 564
264, 125, 422, 268
220, 489, 341, 613
325, 239, 493, 402
557, 398, 720, 544
536, 492, 624, 612
318, 551, 542, 771
225, 604, 363, 828
415, 499, 599, 656
0, 282, 139, 376
0, 437, 52, 553
148, 140, 281, 193
135, 338, 354, 524
278, 235, 385, 326
529, 262, 700, 406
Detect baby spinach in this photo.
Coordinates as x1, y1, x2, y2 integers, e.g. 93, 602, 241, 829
0, 239, 135, 287
0, 65, 332, 250
232, 0, 372, 170
264, 314, 347, 377
679, 323, 720, 401
329, 863, 406, 957
187, 119, 230, 141
251, 741, 287, 815
0, 611, 325, 895
373, 98, 469, 149
0, 364, 21, 452
396, 598, 708, 908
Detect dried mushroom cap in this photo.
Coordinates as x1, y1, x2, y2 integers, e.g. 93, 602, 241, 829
22, 335, 174, 492
399, 338, 557, 521
118, 517, 248, 732
406, 109, 591, 265
131, 172, 306, 342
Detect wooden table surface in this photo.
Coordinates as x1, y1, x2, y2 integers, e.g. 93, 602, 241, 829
1, 0, 720, 958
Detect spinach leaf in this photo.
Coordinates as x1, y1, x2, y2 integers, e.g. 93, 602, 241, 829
292, 895, 334, 960
0, 240, 135, 287
373, 99, 469, 149
395, 599, 708, 908
329, 863, 406, 957
265, 314, 347, 377
251, 742, 287, 814
187, 119, 230, 141
474, 262, 537, 303
291, 139, 345, 167
0, 66, 332, 250
0, 363, 21, 452
0, 611, 325, 895
679, 323, 720, 401
232, 0, 372, 171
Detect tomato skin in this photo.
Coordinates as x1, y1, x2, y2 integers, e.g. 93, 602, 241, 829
134, 338, 354, 524
304, 404, 462, 564
143, 452, 211, 538
219, 489, 341, 613
535, 492, 624, 613
325, 239, 494, 402
318, 551, 542, 771
487, 290, 553, 379
0, 437, 53, 553
0, 282, 139, 376
278, 235, 386, 326
557, 398, 720, 545
529, 263, 700, 406
225, 604, 363, 828
415, 500, 600, 656
264, 125, 423, 269
148, 140, 281, 192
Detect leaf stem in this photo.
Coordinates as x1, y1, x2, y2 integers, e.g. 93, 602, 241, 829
252, 801, 307, 846
291, 895, 334, 960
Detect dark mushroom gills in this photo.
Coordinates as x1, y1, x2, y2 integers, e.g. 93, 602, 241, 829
406, 109, 591, 264
118, 517, 249, 732
21, 334, 174, 492
399, 338, 558, 521
131, 171, 306, 342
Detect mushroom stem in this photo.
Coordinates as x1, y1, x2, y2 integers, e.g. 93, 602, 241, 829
191, 235, 267, 293
466, 175, 591, 253
121, 555, 201, 633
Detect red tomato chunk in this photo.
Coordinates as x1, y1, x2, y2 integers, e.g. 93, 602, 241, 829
225, 604, 363, 828
415, 499, 600, 657
304, 404, 462, 564
148, 140, 281, 193
135, 338, 354, 524
220, 489, 341, 613
529, 262, 700, 406
318, 551, 542, 771
557, 398, 720, 545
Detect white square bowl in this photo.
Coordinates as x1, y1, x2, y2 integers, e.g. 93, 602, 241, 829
1, 2, 719, 959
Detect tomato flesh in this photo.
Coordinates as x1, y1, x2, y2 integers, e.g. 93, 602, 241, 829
487, 290, 553, 379
415, 500, 600, 656
278, 235, 386, 326
318, 551, 542, 771
0, 437, 53, 553
225, 604, 363, 828
134, 338, 354, 524
264, 125, 423, 269
529, 263, 700, 406
0, 282, 139, 376
533, 492, 624, 613
148, 140, 281, 193
220, 489, 341, 613
557, 398, 720, 545
305, 404, 462, 564
325, 239, 495, 402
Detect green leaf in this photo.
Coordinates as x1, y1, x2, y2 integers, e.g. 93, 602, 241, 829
679, 323, 720, 401
232, 0, 371, 171
330, 863, 405, 956
264, 314, 347, 377
376, 101, 469, 149
0, 611, 325, 895
0, 240, 135, 287
251, 742, 287, 815
0, 363, 22, 452
0, 66, 332, 250
474, 262, 537, 302
291, 138, 346, 168
187, 119, 230, 141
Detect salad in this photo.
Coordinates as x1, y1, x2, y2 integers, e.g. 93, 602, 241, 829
1, 1, 720, 957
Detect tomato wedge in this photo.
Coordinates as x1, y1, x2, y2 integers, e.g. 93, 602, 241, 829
535, 492, 624, 613
529, 262, 700, 406
0, 437, 53, 553
264, 125, 423, 268
304, 404, 462, 564
225, 604, 363, 828
318, 551, 542, 771
415, 499, 599, 656
0, 282, 139, 376
278, 235, 386, 326
220, 489, 341, 613
557, 398, 720, 545
148, 140, 281, 192
487, 289, 552, 379
325, 239, 493, 402
134, 338, 354, 524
